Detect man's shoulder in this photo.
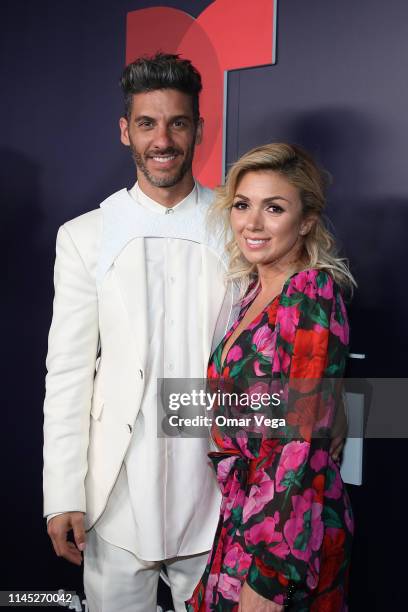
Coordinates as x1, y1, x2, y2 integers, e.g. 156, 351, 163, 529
63, 208, 101, 234
196, 182, 215, 207
62, 188, 128, 240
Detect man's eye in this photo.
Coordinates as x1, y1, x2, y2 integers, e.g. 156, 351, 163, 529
232, 201, 248, 210
173, 120, 185, 127
138, 121, 152, 128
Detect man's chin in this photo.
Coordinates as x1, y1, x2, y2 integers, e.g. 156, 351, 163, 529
146, 173, 183, 188
141, 165, 189, 189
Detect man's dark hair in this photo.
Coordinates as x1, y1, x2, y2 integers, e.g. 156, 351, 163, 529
120, 52, 202, 123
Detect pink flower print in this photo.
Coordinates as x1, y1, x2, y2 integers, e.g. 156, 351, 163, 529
266, 533, 290, 559
268, 541, 290, 559
330, 306, 349, 345
279, 305, 299, 343
253, 359, 264, 376
205, 573, 219, 607
236, 431, 254, 457
245, 515, 278, 545
219, 433, 236, 451
253, 324, 275, 358
225, 487, 246, 523
310, 449, 328, 472
227, 345, 243, 363
286, 271, 308, 296
223, 542, 252, 576
276, 441, 310, 492
284, 488, 324, 562
217, 573, 242, 603
217, 456, 238, 484
272, 345, 290, 374
243, 471, 275, 523
245, 516, 290, 559
325, 462, 343, 500
317, 273, 334, 299
306, 555, 320, 590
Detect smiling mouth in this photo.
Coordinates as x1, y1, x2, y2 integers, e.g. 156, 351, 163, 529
151, 155, 177, 163
245, 238, 270, 245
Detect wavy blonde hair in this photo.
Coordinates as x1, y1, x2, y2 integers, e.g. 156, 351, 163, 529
209, 143, 356, 298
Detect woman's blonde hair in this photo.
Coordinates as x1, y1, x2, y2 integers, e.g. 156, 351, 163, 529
209, 142, 356, 298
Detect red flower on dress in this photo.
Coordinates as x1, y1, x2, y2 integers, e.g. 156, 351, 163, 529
291, 328, 328, 382
315, 528, 346, 594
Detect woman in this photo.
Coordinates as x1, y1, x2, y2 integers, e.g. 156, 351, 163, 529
186, 144, 355, 611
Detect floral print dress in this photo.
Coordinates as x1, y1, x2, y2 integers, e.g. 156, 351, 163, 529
186, 269, 354, 611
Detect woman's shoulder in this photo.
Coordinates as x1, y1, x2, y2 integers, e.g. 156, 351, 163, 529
284, 268, 338, 300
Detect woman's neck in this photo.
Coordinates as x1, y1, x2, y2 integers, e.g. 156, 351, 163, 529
256, 260, 302, 295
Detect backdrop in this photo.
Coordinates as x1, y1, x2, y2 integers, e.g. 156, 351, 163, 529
2, 1, 407, 610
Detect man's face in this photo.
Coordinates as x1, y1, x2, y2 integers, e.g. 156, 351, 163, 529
119, 89, 202, 189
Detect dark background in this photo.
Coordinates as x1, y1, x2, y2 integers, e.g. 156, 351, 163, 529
2, 0, 407, 609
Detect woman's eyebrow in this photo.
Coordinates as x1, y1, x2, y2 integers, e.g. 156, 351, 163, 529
262, 196, 291, 204
233, 193, 249, 200
233, 193, 290, 203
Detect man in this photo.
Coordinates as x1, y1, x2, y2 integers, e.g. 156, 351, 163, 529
43, 53, 235, 612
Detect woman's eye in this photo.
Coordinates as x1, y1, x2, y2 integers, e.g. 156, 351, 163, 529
267, 205, 284, 213
232, 201, 248, 210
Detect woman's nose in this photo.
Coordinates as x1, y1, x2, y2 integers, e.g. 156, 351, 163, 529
245, 208, 264, 231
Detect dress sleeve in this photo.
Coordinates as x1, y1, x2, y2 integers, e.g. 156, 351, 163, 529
244, 270, 349, 606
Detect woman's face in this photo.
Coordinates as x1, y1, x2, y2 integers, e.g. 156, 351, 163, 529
230, 170, 311, 272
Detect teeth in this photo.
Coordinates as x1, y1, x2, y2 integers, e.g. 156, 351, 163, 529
247, 239, 267, 245
152, 156, 176, 163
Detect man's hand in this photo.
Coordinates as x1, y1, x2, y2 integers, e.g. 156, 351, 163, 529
47, 512, 86, 566
238, 582, 284, 612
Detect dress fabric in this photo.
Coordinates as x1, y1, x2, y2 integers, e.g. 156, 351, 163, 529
186, 269, 354, 611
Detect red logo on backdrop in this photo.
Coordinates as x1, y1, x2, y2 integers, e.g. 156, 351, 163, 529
126, 0, 277, 187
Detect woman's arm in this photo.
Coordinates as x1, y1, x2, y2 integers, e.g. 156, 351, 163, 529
243, 269, 349, 607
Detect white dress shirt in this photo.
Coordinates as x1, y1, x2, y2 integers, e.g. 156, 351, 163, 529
94, 182, 222, 560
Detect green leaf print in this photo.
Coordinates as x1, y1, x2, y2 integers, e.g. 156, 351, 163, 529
293, 509, 312, 551
248, 562, 259, 584
301, 298, 329, 328
322, 505, 343, 528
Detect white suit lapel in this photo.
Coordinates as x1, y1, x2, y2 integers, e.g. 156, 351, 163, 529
111, 238, 149, 371
96, 185, 236, 373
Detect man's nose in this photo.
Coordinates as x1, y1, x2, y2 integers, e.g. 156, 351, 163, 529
152, 124, 173, 150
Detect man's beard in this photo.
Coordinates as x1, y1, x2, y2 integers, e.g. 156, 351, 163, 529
130, 142, 195, 188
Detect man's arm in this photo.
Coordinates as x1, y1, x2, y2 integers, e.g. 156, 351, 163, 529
43, 223, 99, 560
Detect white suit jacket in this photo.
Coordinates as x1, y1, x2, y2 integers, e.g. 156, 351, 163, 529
43, 183, 237, 531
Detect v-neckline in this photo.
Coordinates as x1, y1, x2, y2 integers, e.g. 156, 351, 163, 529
219, 293, 279, 370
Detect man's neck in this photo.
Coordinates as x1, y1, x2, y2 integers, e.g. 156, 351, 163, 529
136, 174, 195, 207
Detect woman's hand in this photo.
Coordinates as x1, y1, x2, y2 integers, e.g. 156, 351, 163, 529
238, 582, 284, 612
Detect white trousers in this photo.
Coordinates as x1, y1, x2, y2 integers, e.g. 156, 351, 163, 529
83, 528, 208, 612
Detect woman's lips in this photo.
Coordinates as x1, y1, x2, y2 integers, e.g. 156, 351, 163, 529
244, 237, 270, 250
